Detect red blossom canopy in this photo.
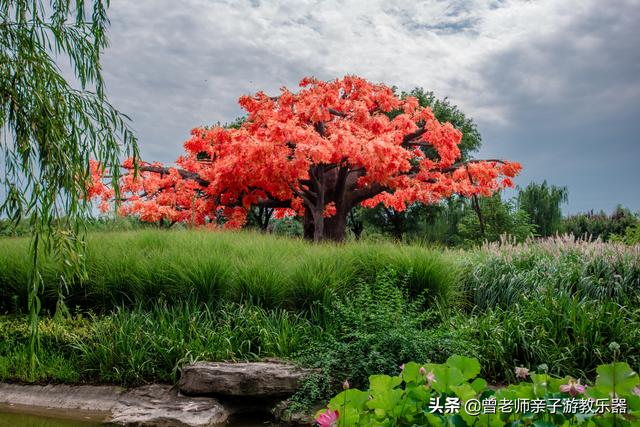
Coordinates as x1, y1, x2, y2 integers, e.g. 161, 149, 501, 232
90, 75, 521, 241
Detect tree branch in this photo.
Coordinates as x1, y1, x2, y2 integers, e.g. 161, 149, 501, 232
440, 159, 506, 173
350, 182, 387, 205
328, 108, 347, 117
401, 127, 427, 146
136, 165, 209, 186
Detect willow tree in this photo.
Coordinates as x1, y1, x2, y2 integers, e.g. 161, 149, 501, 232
517, 181, 568, 237
0, 0, 137, 369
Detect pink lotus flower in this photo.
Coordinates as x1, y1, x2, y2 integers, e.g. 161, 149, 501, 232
515, 367, 529, 379
633, 385, 640, 397
399, 364, 405, 372
560, 379, 586, 397
419, 367, 427, 376
426, 371, 436, 387
316, 409, 339, 427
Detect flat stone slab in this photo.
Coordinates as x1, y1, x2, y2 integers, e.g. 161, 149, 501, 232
0, 383, 230, 427
0, 383, 123, 413
179, 361, 312, 397
110, 384, 229, 427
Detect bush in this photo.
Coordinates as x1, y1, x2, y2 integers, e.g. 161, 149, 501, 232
287, 269, 477, 413
612, 223, 640, 245
457, 194, 535, 245
562, 206, 639, 241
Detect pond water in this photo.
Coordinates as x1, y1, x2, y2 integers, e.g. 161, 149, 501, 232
0, 406, 277, 426
0, 411, 101, 427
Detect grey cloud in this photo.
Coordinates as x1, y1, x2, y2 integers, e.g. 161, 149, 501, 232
97, 0, 640, 214
473, 0, 640, 213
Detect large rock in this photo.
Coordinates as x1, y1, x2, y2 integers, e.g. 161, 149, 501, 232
179, 361, 312, 398
110, 384, 230, 427
0, 383, 123, 413
0, 382, 230, 427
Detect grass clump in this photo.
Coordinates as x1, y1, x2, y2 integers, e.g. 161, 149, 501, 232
0, 229, 460, 314
0, 302, 320, 386
457, 235, 640, 382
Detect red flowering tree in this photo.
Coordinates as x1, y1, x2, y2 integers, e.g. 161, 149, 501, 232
90, 76, 521, 242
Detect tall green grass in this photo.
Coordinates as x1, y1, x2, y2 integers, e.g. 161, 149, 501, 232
0, 301, 320, 385
0, 229, 460, 314
460, 235, 640, 309
458, 235, 640, 381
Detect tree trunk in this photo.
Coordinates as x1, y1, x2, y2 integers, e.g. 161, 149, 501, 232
324, 207, 348, 242
313, 211, 324, 242
348, 208, 363, 240
471, 194, 485, 236
303, 209, 315, 240
302, 201, 350, 242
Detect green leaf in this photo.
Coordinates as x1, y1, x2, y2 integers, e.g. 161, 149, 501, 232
446, 355, 481, 381
366, 388, 404, 413
470, 378, 488, 393
432, 365, 466, 394
369, 374, 403, 393
402, 362, 423, 384
426, 413, 447, 426
596, 362, 640, 394
328, 389, 370, 411
451, 383, 477, 401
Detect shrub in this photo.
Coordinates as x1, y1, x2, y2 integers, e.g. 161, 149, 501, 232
288, 269, 477, 414
562, 206, 639, 242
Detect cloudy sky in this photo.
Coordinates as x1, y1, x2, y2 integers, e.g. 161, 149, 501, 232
99, 0, 640, 214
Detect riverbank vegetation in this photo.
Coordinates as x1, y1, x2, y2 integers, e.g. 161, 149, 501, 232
1, 231, 638, 412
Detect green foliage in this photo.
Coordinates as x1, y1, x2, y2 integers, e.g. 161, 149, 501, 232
359, 204, 424, 241
611, 223, 640, 245
458, 193, 535, 244
0, 230, 459, 314
517, 181, 568, 237
271, 216, 304, 237
319, 356, 640, 426
469, 298, 640, 383
563, 206, 639, 242
416, 198, 468, 246
361, 191, 538, 247
1, 0, 137, 371
288, 269, 476, 414
460, 237, 640, 382
0, 302, 319, 385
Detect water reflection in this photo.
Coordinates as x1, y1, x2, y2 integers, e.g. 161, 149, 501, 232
0, 410, 281, 426
0, 411, 101, 427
